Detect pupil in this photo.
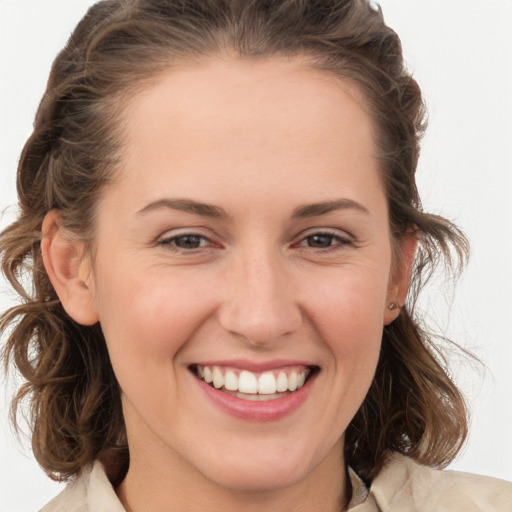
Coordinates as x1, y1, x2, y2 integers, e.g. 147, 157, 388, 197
176, 235, 201, 249
308, 235, 332, 248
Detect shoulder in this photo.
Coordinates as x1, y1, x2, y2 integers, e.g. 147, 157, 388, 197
367, 452, 512, 512
39, 461, 125, 512
38, 470, 89, 512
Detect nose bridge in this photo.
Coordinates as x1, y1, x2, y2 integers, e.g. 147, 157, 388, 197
219, 243, 301, 346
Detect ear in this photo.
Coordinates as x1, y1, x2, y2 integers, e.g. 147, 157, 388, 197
41, 211, 99, 326
383, 232, 418, 326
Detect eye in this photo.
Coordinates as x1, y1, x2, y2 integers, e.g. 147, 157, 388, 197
295, 230, 354, 250
159, 233, 210, 250
303, 234, 338, 248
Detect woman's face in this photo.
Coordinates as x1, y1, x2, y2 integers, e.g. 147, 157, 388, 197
82, 57, 405, 491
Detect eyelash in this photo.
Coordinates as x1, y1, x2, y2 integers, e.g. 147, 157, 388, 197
157, 229, 355, 253
293, 230, 355, 251
158, 233, 212, 251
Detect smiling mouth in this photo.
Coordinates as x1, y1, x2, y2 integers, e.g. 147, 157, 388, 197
190, 364, 318, 401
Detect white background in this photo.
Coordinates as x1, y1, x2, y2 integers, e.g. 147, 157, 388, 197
1, 1, 511, 510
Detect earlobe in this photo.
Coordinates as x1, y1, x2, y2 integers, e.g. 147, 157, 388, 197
41, 211, 99, 326
384, 233, 419, 325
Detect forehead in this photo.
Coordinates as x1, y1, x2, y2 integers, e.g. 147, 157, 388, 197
120, 56, 373, 144
110, 56, 381, 210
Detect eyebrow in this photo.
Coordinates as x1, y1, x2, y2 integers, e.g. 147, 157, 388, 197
136, 198, 229, 219
291, 198, 369, 218
136, 197, 368, 220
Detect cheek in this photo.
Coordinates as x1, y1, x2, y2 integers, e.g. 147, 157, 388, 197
307, 263, 389, 340
95, 267, 215, 375
307, 263, 388, 388
94, 268, 219, 435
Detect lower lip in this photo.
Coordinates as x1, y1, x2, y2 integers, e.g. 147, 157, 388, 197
194, 372, 317, 422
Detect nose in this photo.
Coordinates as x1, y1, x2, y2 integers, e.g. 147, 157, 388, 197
218, 248, 302, 347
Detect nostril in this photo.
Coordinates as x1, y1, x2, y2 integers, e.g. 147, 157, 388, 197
218, 307, 303, 347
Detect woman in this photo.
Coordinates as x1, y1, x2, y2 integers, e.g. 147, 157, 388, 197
1, 0, 511, 510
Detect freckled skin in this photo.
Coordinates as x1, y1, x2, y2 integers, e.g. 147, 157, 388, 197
77, 57, 406, 511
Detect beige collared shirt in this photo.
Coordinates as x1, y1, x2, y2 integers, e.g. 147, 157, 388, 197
40, 452, 512, 511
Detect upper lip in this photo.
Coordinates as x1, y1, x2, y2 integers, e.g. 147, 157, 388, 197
189, 359, 316, 372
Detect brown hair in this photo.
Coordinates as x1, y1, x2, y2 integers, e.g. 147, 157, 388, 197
1, 0, 469, 485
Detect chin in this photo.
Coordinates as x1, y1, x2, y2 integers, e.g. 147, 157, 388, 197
205, 460, 310, 492
178, 437, 312, 492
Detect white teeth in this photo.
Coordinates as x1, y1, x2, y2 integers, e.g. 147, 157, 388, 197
212, 367, 224, 389
288, 371, 298, 391
224, 370, 238, 391
203, 366, 213, 384
234, 392, 283, 401
238, 370, 258, 394
195, 365, 312, 396
276, 371, 288, 392
258, 372, 277, 395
